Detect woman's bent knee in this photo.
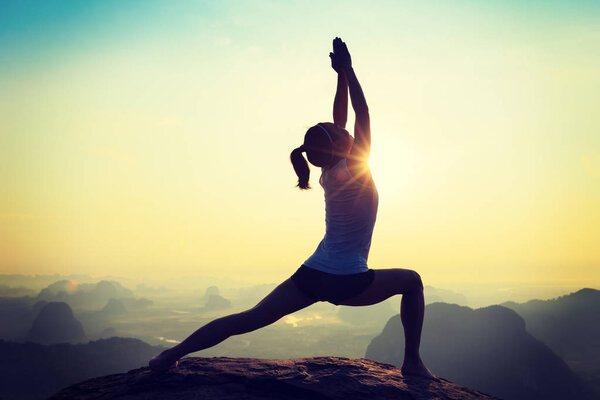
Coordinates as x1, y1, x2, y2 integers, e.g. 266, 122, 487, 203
406, 270, 423, 292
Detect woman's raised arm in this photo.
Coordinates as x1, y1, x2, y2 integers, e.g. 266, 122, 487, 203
330, 48, 349, 129
334, 38, 371, 161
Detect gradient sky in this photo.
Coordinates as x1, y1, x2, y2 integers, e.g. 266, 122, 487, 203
1, 0, 598, 289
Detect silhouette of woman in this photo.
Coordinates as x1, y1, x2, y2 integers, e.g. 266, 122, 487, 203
150, 37, 434, 379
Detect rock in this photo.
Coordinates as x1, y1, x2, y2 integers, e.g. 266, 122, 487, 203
49, 356, 497, 399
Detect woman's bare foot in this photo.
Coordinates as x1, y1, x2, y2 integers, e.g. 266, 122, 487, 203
401, 357, 437, 380
149, 348, 180, 372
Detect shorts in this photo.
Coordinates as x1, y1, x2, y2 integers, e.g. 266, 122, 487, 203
290, 264, 375, 306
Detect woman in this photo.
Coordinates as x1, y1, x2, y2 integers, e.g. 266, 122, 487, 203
149, 38, 434, 379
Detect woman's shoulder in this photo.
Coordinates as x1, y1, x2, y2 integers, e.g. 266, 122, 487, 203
345, 157, 374, 186
325, 158, 373, 186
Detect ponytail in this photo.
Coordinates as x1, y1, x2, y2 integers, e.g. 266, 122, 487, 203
290, 146, 310, 189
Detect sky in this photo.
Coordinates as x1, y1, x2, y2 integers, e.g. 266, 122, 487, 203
1, 0, 599, 292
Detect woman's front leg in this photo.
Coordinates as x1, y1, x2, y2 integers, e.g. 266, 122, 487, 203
336, 268, 435, 379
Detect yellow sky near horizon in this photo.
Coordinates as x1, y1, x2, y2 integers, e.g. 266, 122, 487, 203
1, 1, 598, 288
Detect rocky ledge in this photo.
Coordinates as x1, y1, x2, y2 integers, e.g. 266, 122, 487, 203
49, 356, 497, 399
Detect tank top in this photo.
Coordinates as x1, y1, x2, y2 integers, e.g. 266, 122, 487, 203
303, 158, 379, 274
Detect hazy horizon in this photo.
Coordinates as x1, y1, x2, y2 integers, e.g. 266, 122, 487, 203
1, 272, 594, 309
1, 1, 599, 290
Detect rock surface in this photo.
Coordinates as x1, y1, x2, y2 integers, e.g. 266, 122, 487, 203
49, 356, 497, 399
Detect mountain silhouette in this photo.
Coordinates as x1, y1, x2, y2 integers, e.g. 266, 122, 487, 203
0, 337, 163, 400
503, 288, 600, 395
202, 294, 232, 312
27, 301, 86, 345
201, 285, 220, 300
37, 280, 134, 309
119, 296, 153, 310
0, 284, 35, 297
0, 297, 38, 341
366, 303, 596, 400
98, 327, 118, 339
99, 298, 127, 317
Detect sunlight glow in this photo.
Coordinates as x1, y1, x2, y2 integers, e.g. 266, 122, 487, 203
0, 0, 598, 289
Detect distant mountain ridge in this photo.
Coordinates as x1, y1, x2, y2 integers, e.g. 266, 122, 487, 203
37, 280, 136, 310
0, 337, 164, 400
366, 303, 596, 400
27, 302, 86, 344
502, 288, 600, 395
1, 278, 597, 400
0, 284, 36, 297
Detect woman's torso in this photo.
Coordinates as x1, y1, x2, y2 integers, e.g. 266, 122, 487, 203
303, 158, 379, 274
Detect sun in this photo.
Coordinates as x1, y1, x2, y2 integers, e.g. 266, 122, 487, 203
369, 134, 418, 200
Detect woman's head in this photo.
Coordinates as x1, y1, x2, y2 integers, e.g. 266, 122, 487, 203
290, 123, 353, 189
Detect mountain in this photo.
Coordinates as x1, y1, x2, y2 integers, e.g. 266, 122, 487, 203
37, 280, 135, 310
366, 303, 596, 400
119, 296, 153, 310
0, 297, 38, 341
0, 337, 164, 400
502, 288, 600, 394
201, 294, 232, 312
201, 285, 220, 299
99, 298, 127, 317
27, 301, 86, 345
49, 356, 497, 400
0, 284, 36, 297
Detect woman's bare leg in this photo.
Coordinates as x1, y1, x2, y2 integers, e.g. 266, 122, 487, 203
150, 278, 315, 371
337, 268, 435, 379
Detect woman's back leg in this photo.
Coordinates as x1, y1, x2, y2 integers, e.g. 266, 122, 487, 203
150, 278, 315, 371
